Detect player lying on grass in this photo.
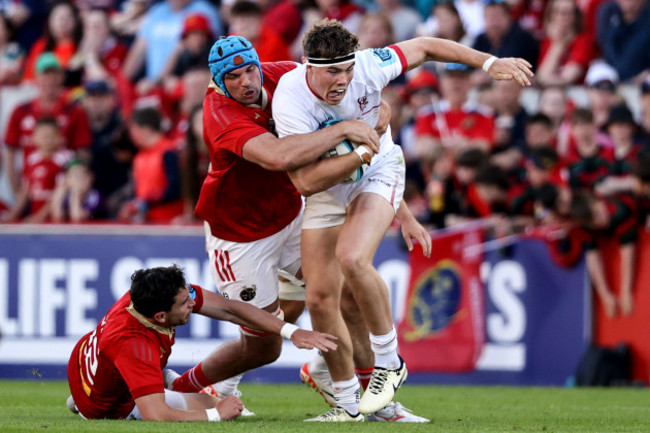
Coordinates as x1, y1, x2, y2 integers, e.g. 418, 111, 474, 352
66, 265, 336, 422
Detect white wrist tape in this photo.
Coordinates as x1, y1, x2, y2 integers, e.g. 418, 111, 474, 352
354, 146, 372, 164
482, 56, 498, 73
206, 407, 221, 422
280, 323, 299, 339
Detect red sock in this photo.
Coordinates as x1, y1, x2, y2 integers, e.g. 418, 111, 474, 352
355, 367, 374, 391
170, 362, 213, 393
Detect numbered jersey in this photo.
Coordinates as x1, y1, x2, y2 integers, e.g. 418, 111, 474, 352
67, 286, 204, 419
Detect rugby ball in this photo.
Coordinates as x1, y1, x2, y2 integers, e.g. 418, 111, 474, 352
319, 119, 367, 184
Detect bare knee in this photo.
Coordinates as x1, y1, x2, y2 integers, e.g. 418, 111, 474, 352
336, 248, 370, 279
241, 334, 282, 366
305, 288, 339, 316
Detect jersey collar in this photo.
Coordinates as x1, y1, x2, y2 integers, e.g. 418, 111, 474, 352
126, 302, 175, 340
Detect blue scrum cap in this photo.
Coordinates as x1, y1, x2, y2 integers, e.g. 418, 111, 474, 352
208, 36, 262, 98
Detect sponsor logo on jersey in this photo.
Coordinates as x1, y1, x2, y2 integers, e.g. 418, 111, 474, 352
240, 285, 257, 301
188, 284, 197, 300
371, 48, 397, 67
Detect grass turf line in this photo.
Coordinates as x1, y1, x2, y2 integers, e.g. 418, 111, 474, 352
0, 380, 649, 432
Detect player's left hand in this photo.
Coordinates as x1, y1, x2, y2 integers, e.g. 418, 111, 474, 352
401, 218, 432, 258
488, 57, 534, 86
290, 329, 338, 352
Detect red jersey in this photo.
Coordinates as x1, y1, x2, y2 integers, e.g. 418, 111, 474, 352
4, 97, 92, 163
538, 33, 595, 84
23, 149, 72, 214
67, 284, 205, 419
415, 101, 495, 147
195, 62, 302, 242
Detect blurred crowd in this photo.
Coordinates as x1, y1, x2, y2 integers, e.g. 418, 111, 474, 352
1, 0, 650, 311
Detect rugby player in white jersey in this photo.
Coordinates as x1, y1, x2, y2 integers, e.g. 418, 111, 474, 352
272, 19, 533, 422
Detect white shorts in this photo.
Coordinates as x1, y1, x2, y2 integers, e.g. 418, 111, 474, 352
125, 389, 188, 420
303, 145, 405, 229
204, 207, 303, 309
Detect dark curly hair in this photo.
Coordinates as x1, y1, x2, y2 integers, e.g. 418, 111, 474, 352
129, 265, 186, 318
302, 19, 359, 60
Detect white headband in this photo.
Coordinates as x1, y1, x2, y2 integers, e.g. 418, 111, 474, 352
306, 52, 356, 67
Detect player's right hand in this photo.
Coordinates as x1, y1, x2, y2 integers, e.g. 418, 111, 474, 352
341, 120, 381, 154
216, 395, 244, 421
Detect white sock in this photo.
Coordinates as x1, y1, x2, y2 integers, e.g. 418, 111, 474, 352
308, 351, 329, 375
212, 373, 244, 396
332, 377, 360, 415
369, 327, 400, 369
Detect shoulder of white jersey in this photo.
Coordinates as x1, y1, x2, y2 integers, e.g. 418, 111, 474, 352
358, 46, 402, 70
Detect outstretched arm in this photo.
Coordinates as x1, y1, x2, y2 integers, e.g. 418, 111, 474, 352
198, 290, 337, 352
395, 37, 534, 86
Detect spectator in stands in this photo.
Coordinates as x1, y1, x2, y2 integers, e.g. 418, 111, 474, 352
160, 13, 213, 93
570, 190, 638, 317
488, 78, 528, 152
50, 160, 104, 222
357, 13, 394, 50
537, 85, 572, 157
524, 113, 556, 152
167, 66, 210, 161
596, 104, 645, 196
374, 0, 421, 42
175, 105, 209, 224
471, 0, 539, 87
227, 1, 291, 62
1, 117, 73, 223
119, 107, 183, 224
0, 13, 24, 85
22, 2, 83, 83
110, 0, 150, 46
446, 162, 510, 227
3, 53, 92, 199
568, 108, 613, 191
259, 0, 303, 47
597, 0, 650, 82
415, 63, 495, 157
68, 8, 128, 83
584, 61, 624, 132
122, 0, 221, 93
417, 1, 476, 47
314, 0, 364, 34
508, 147, 562, 221
0, 0, 48, 55
426, 148, 485, 228
536, 0, 595, 87
639, 77, 650, 142
82, 79, 131, 215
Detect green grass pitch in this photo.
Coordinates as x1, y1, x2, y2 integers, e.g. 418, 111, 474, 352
1, 380, 649, 432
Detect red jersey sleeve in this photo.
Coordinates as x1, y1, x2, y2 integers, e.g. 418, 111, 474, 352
113, 336, 165, 400
189, 284, 204, 313
203, 93, 269, 157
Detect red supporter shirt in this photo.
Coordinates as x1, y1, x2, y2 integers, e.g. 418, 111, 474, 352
415, 102, 495, 147
67, 284, 205, 419
23, 149, 72, 214
196, 62, 302, 242
4, 97, 92, 163
538, 33, 595, 83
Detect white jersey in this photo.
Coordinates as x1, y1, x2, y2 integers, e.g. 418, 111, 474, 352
272, 45, 408, 161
